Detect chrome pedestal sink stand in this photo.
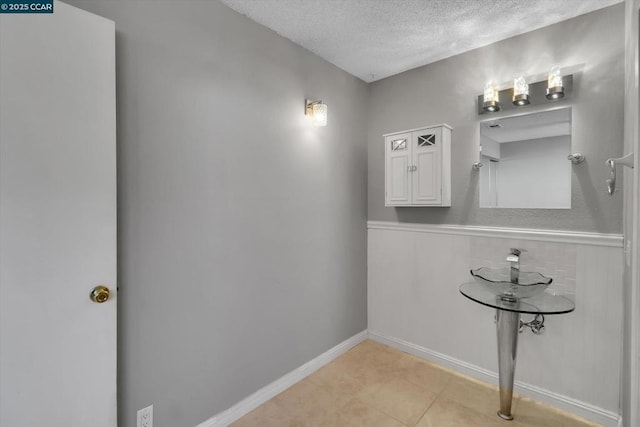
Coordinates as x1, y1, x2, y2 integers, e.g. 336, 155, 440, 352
460, 281, 575, 421
496, 308, 520, 420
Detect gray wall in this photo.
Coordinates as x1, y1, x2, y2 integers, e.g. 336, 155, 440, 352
64, 1, 368, 427
368, 5, 625, 233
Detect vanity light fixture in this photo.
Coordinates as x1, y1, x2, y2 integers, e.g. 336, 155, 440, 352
546, 65, 565, 100
478, 71, 572, 115
305, 99, 328, 127
512, 75, 530, 106
483, 81, 500, 112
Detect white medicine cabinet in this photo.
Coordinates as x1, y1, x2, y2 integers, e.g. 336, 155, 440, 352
384, 124, 452, 207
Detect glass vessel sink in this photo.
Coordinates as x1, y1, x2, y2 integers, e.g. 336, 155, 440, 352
470, 267, 552, 301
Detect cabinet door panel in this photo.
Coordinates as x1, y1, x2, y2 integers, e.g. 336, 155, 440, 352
385, 133, 411, 205
390, 156, 410, 202
414, 151, 440, 203
412, 128, 442, 204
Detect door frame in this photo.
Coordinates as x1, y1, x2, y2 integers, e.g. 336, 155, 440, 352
624, 1, 640, 426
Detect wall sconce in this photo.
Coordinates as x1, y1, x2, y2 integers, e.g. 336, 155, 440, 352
483, 81, 500, 112
305, 99, 328, 126
546, 65, 565, 100
512, 75, 530, 106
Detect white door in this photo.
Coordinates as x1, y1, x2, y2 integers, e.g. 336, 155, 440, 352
0, 2, 117, 427
412, 128, 441, 205
385, 133, 412, 206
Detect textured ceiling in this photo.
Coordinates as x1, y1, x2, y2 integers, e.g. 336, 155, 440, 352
220, 0, 621, 82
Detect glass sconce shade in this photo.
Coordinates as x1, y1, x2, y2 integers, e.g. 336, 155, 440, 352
311, 103, 327, 126
305, 99, 328, 126
483, 81, 500, 112
546, 65, 564, 100
512, 75, 530, 106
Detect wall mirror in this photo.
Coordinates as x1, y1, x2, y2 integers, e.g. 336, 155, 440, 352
479, 107, 572, 209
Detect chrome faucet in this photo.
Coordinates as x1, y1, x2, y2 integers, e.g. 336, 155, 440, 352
506, 248, 521, 284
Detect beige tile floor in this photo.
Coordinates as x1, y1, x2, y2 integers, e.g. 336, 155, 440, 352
232, 340, 602, 427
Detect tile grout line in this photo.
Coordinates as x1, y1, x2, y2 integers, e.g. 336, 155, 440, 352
412, 394, 439, 427
305, 351, 410, 426
412, 372, 455, 426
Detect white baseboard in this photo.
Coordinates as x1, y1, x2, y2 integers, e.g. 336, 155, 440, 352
196, 330, 368, 427
369, 331, 622, 427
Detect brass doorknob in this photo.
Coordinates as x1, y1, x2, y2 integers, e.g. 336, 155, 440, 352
90, 285, 110, 303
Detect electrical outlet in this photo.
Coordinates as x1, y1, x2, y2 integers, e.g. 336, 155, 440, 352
137, 404, 153, 427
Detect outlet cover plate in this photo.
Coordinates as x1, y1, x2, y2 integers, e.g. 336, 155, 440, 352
137, 404, 153, 427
